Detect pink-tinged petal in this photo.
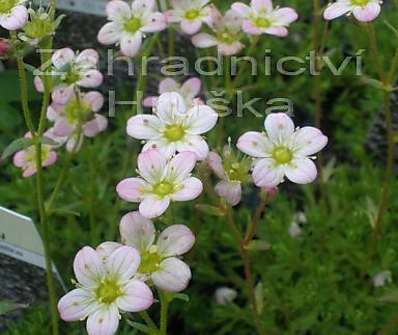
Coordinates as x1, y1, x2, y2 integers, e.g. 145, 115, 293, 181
106, 0, 131, 21
142, 12, 167, 32
138, 149, 167, 184
207, 152, 227, 179
237, 131, 272, 158
252, 158, 285, 188
184, 105, 218, 134
43, 151, 57, 167
264, 26, 288, 37
47, 104, 60, 122
264, 113, 295, 143
139, 196, 170, 218
156, 92, 187, 123
0, 5, 28, 31
127, 114, 162, 140
58, 288, 96, 322
52, 48, 75, 69
181, 77, 201, 98
73, 246, 104, 287
157, 225, 195, 257
66, 134, 84, 153
143, 96, 158, 107
78, 70, 103, 88
106, 246, 141, 280
53, 119, 74, 137
117, 280, 153, 312
215, 180, 241, 206
116, 177, 146, 202
192, 33, 218, 48
291, 127, 328, 156
271, 7, 298, 25
242, 20, 263, 35
98, 22, 122, 45
224, 9, 243, 31
119, 211, 155, 251
152, 258, 192, 292
52, 86, 74, 104
96, 242, 123, 261
34, 76, 44, 93
75, 49, 99, 68
83, 91, 104, 112
251, 0, 272, 11
86, 306, 119, 335
13, 151, 26, 167
83, 115, 108, 137
142, 139, 177, 159
132, 0, 155, 15
166, 151, 197, 182
181, 19, 202, 35
22, 165, 36, 178
323, 2, 351, 20
176, 134, 209, 160
171, 177, 203, 201
218, 42, 244, 56
285, 158, 317, 184
120, 32, 143, 57
352, 3, 381, 22
231, 2, 252, 17
159, 78, 179, 94
165, 9, 181, 23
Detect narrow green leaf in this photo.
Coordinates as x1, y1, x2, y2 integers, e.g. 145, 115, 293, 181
254, 282, 264, 314
0, 300, 28, 316
1, 137, 32, 161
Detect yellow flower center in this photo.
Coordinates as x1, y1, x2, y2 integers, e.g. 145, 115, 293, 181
138, 246, 162, 274
351, 0, 369, 6
185, 9, 200, 20
218, 30, 235, 44
25, 145, 51, 165
124, 17, 142, 33
272, 147, 293, 165
153, 181, 175, 198
164, 124, 185, 142
23, 16, 54, 40
0, 0, 18, 14
95, 278, 123, 305
254, 17, 271, 28
64, 98, 92, 124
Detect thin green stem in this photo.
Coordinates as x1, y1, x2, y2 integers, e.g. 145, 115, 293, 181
159, 290, 170, 335
244, 191, 268, 245
140, 311, 160, 334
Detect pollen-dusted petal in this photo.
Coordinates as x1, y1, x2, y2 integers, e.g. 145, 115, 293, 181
117, 280, 154, 312
78, 70, 104, 88
73, 246, 104, 287
352, 2, 381, 22
96, 242, 123, 261
252, 158, 285, 188
291, 126, 328, 156
120, 211, 155, 252
237, 131, 272, 158
120, 32, 143, 57
141, 12, 167, 32
106, 246, 141, 280
86, 305, 119, 335
106, 0, 132, 21
181, 77, 201, 98
215, 180, 242, 206
138, 149, 167, 184
192, 33, 218, 48
139, 196, 171, 218
170, 177, 203, 201
58, 288, 96, 322
284, 157, 317, 184
181, 19, 202, 35
175, 134, 209, 160
251, 0, 273, 11
0, 5, 28, 31
156, 92, 187, 124
231, 2, 252, 17
184, 105, 218, 135
157, 225, 195, 257
98, 22, 122, 45
127, 114, 162, 140
159, 78, 179, 94
323, 2, 351, 20
152, 258, 192, 292
166, 151, 198, 182
116, 177, 146, 202
264, 113, 295, 143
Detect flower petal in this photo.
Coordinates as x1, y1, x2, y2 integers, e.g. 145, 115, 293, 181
251, 0, 272, 11
166, 151, 197, 183
264, 113, 295, 143
284, 158, 317, 184
252, 158, 285, 188
291, 127, 328, 156
264, 26, 288, 37
0, 5, 28, 30
106, 246, 141, 280
181, 77, 201, 98
84, 115, 108, 137
271, 7, 298, 25
142, 139, 177, 158
192, 33, 218, 48
97, 22, 122, 45
237, 131, 272, 158
231, 2, 252, 17
175, 134, 209, 160
120, 32, 142, 58
86, 306, 119, 335
215, 180, 241, 206
83, 91, 104, 112
207, 152, 227, 179
58, 288, 96, 322
13, 151, 26, 168
157, 225, 195, 257
96, 242, 123, 261
242, 20, 263, 35
180, 19, 202, 35
159, 78, 179, 94
78, 69, 103, 88
184, 104, 218, 135
139, 196, 170, 218
156, 92, 187, 124
52, 85, 74, 104
127, 114, 162, 140
218, 42, 244, 56
352, 3, 380, 22
52, 48, 75, 69
106, 0, 131, 21
73, 246, 104, 287
152, 258, 192, 292
141, 12, 167, 32
323, 2, 351, 20
119, 211, 155, 252
116, 177, 146, 202
171, 177, 203, 201
117, 280, 154, 312
138, 149, 167, 184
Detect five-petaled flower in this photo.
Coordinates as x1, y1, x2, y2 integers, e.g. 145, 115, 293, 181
0, 0, 28, 30
58, 246, 153, 335
128, 92, 218, 160
232, 0, 298, 37
323, 0, 382, 22
166, 0, 212, 35
237, 113, 328, 188
97, 0, 167, 58
117, 149, 203, 218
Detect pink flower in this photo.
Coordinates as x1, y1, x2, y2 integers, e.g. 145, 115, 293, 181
232, 0, 298, 37
47, 91, 108, 152
118, 211, 195, 292
97, 0, 167, 58
128, 92, 218, 160
166, 0, 212, 35
58, 246, 153, 335
237, 113, 328, 188
117, 149, 203, 218
143, 77, 203, 108
13, 132, 57, 177
35, 48, 103, 104
207, 147, 251, 206
0, 0, 28, 30
323, 0, 382, 22
192, 7, 244, 56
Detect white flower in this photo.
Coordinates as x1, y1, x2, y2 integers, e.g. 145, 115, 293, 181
237, 113, 328, 188
117, 149, 203, 218
117, 211, 195, 292
215, 287, 237, 305
324, 0, 382, 22
0, 0, 28, 31
128, 92, 218, 160
97, 0, 167, 57
372, 271, 392, 288
58, 246, 153, 335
